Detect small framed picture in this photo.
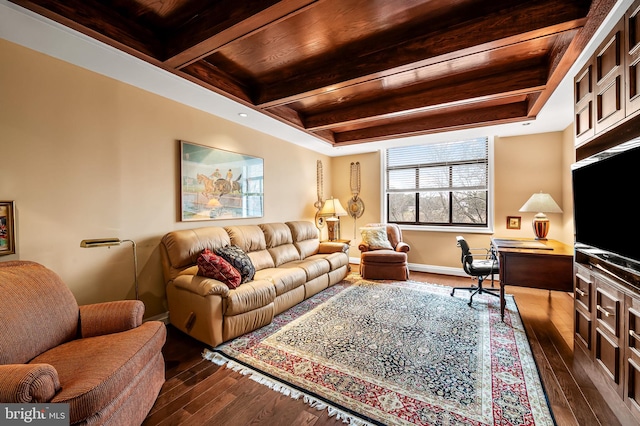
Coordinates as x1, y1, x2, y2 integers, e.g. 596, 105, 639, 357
506, 215, 521, 230
0, 201, 15, 256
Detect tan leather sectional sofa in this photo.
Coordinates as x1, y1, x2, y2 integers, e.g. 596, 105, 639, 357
160, 221, 349, 347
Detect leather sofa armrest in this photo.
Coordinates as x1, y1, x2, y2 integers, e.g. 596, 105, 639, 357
79, 300, 144, 338
173, 274, 230, 298
396, 242, 410, 253
319, 242, 349, 254
0, 364, 60, 403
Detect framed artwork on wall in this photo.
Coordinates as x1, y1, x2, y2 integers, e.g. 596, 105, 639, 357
506, 215, 521, 230
0, 201, 15, 255
180, 141, 264, 221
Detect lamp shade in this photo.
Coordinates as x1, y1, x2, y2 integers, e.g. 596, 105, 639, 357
319, 197, 347, 217
519, 192, 563, 214
518, 192, 562, 240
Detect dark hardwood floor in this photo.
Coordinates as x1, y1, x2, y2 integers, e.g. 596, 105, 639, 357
143, 269, 629, 426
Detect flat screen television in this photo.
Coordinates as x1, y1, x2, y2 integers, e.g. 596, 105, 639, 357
572, 138, 640, 273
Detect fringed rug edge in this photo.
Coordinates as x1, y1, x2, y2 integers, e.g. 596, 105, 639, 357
202, 348, 379, 426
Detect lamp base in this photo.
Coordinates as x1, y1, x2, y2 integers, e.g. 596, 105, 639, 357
326, 218, 340, 241
532, 213, 549, 240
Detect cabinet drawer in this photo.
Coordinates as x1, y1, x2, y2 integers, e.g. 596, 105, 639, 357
597, 287, 622, 337
596, 327, 621, 384
575, 270, 592, 312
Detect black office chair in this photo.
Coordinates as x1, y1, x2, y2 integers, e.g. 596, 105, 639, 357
451, 236, 500, 306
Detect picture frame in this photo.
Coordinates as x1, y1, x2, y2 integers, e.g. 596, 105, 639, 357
0, 201, 16, 256
506, 215, 521, 230
180, 141, 264, 221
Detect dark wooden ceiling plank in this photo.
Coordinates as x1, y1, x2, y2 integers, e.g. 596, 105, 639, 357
163, 0, 320, 69
10, 0, 164, 59
303, 67, 547, 131
332, 102, 530, 145
528, 0, 617, 117
281, 35, 557, 117
264, 105, 305, 127
180, 62, 254, 104
254, 0, 589, 106
310, 129, 336, 144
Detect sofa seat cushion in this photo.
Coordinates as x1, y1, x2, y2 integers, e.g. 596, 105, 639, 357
282, 258, 330, 281
224, 280, 276, 316
307, 252, 349, 271
30, 321, 166, 424
361, 249, 407, 264
254, 267, 307, 296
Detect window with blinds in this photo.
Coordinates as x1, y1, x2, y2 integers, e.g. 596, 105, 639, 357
385, 137, 489, 226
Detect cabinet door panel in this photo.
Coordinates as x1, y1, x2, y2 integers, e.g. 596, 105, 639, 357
576, 308, 592, 351
626, 0, 640, 116
596, 20, 625, 134
596, 327, 621, 385
575, 62, 594, 145
628, 300, 640, 418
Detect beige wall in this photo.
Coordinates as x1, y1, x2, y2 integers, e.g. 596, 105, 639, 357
0, 39, 330, 317
1, 38, 577, 316
330, 132, 575, 271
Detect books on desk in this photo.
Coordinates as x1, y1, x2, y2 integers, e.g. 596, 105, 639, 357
492, 239, 554, 250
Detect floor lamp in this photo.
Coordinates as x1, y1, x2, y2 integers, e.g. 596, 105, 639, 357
80, 238, 139, 300
319, 197, 347, 241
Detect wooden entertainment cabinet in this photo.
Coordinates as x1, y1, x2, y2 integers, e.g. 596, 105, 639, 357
572, 1, 640, 422
574, 251, 640, 423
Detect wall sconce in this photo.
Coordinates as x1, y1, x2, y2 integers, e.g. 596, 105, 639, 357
519, 192, 563, 240
80, 238, 139, 300
319, 197, 347, 241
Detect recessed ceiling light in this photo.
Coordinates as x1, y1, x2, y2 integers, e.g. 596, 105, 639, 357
238, 113, 248, 118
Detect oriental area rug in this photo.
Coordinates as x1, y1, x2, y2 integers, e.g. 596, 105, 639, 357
203, 275, 554, 426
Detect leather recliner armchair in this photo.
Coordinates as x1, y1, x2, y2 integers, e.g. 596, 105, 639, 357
359, 223, 410, 280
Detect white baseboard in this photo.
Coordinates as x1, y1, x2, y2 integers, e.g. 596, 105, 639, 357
408, 263, 466, 277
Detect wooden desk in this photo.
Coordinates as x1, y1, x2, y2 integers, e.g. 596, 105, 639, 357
491, 237, 574, 319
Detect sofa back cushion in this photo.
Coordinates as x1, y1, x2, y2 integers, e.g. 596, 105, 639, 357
260, 223, 301, 267
160, 227, 231, 283
0, 261, 79, 364
225, 225, 275, 271
287, 221, 320, 259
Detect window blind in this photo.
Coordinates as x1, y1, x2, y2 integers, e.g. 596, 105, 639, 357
386, 138, 488, 193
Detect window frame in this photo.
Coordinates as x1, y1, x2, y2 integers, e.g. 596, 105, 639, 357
381, 136, 494, 234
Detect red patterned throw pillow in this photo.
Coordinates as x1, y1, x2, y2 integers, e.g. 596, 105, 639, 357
197, 248, 242, 289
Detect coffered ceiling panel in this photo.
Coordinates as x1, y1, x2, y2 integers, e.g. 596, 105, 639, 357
9, 0, 615, 147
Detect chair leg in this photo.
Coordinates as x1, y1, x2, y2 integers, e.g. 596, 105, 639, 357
450, 284, 477, 297
452, 276, 500, 306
